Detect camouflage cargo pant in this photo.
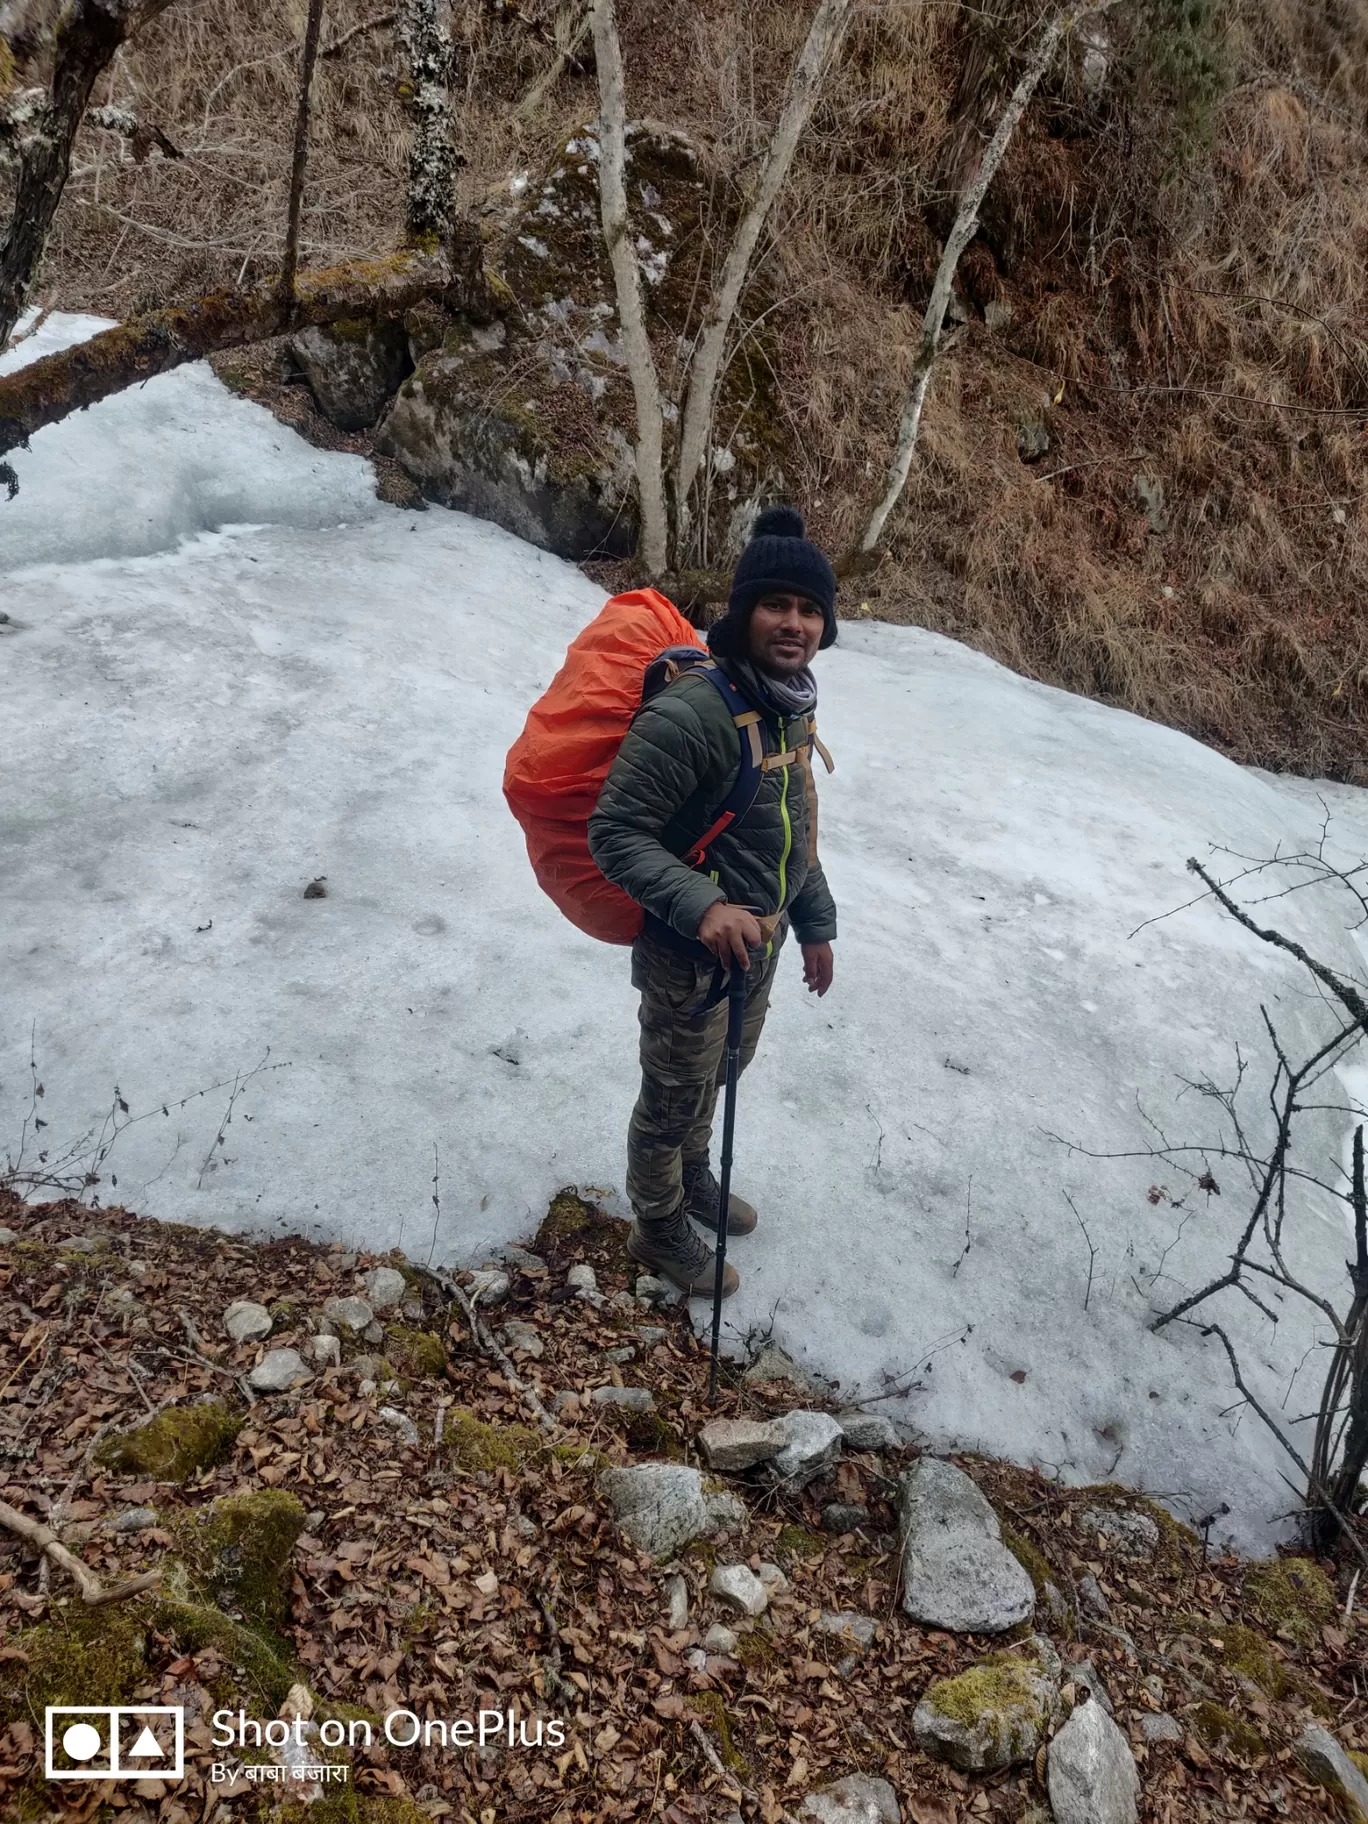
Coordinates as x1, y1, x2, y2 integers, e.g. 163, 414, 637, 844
626, 926, 782, 1224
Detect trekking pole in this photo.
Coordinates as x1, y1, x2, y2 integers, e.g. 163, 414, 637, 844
708, 959, 748, 1404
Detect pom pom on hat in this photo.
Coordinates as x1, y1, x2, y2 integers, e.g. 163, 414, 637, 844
750, 503, 807, 540
707, 500, 838, 658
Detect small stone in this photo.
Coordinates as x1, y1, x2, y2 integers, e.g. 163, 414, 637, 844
223, 1300, 272, 1343
836, 1410, 898, 1452
704, 1623, 737, 1655
743, 1344, 820, 1390
1066, 1658, 1114, 1715
399, 1298, 426, 1323
323, 1295, 374, 1331
1017, 419, 1050, 463
310, 1333, 342, 1368
814, 1611, 877, 1651
108, 1506, 158, 1534
1140, 1713, 1183, 1745
1048, 1696, 1141, 1824
501, 1246, 547, 1273
378, 1406, 421, 1448
365, 1266, 408, 1310
552, 1390, 582, 1416
769, 1410, 843, 1489
684, 1647, 708, 1672
710, 1563, 768, 1616
604, 1346, 636, 1365
357, 1378, 377, 1396
984, 298, 1014, 332
665, 1574, 689, 1630
59, 1235, 99, 1252
635, 1325, 667, 1346
590, 1385, 655, 1412
501, 1320, 544, 1359
0, 1227, 20, 1244
609, 1291, 644, 1313
699, 1415, 789, 1471
756, 1562, 788, 1598
469, 1268, 510, 1307
1078, 1573, 1111, 1619
1080, 1506, 1161, 1561
634, 1274, 673, 1305
802, 1773, 900, 1824
567, 1263, 598, 1292
348, 1354, 386, 1382
361, 1319, 386, 1345
599, 1463, 745, 1557
1141, 1674, 1165, 1706
1297, 1725, 1368, 1821
822, 1502, 869, 1533
248, 1348, 313, 1393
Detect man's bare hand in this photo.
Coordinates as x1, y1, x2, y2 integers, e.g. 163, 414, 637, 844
801, 941, 834, 996
697, 901, 763, 969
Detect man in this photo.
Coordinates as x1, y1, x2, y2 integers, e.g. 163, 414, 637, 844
588, 505, 838, 1299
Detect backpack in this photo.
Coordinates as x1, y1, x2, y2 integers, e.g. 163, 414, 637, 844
503, 588, 778, 945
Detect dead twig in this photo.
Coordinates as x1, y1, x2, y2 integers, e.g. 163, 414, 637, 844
0, 1497, 161, 1605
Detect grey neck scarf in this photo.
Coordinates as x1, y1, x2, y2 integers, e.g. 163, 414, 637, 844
728, 657, 818, 719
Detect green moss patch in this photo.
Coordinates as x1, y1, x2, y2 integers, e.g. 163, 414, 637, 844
173, 1487, 307, 1632
386, 1324, 447, 1379
155, 1592, 298, 1711
1190, 1701, 1267, 1760
687, 1690, 745, 1771
774, 1524, 826, 1563
0, 1602, 147, 1727
534, 1188, 632, 1278
444, 1407, 547, 1472
1001, 1524, 1056, 1598
1243, 1555, 1335, 1645
94, 1398, 243, 1481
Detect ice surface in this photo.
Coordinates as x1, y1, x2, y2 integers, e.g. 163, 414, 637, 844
0, 310, 379, 570
5, 319, 1368, 1550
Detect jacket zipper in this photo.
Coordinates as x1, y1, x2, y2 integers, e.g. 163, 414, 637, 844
772, 715, 792, 960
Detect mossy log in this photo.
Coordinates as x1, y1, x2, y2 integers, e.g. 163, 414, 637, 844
0, 227, 488, 459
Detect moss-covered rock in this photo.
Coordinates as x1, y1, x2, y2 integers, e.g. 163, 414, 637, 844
94, 1397, 243, 1481
155, 1593, 298, 1711
173, 1487, 307, 1631
774, 1523, 826, 1563
913, 1636, 1063, 1772
1190, 1701, 1267, 1760
444, 1407, 547, 1472
1243, 1555, 1335, 1645
1001, 1524, 1057, 1598
290, 316, 414, 431
386, 1324, 447, 1379
0, 1602, 147, 1726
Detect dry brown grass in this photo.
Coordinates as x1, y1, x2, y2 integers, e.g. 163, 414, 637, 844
8, 0, 1368, 778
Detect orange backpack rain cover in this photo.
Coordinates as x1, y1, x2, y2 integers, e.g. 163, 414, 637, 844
503, 588, 706, 944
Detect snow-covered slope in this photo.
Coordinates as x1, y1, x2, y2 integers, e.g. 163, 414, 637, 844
4, 318, 1366, 1552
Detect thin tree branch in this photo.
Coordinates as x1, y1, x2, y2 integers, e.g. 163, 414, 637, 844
321, 7, 394, 58
0, 1497, 162, 1604
279, 0, 327, 309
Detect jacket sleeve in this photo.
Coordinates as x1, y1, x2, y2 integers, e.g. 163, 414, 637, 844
588, 688, 729, 939
790, 855, 838, 945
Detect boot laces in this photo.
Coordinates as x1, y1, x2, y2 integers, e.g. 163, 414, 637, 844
655, 1203, 713, 1276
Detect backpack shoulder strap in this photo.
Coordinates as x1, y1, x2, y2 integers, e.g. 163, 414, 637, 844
683, 661, 767, 869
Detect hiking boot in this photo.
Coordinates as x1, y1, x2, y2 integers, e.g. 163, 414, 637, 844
627, 1206, 740, 1299
682, 1159, 758, 1237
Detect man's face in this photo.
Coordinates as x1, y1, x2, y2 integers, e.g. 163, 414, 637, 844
747, 592, 825, 677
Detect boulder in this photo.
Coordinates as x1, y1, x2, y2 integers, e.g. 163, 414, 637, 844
1080, 1505, 1161, 1561
710, 1564, 768, 1616
365, 1266, 409, 1311
376, 122, 785, 561
897, 1458, 1035, 1633
913, 1636, 1062, 1773
1048, 1696, 1141, 1824
1297, 1725, 1368, 1822
598, 1463, 745, 1557
769, 1410, 843, 1489
802, 1774, 900, 1824
699, 1415, 789, 1471
249, 1348, 313, 1394
836, 1410, 899, 1452
290, 317, 413, 431
223, 1299, 272, 1343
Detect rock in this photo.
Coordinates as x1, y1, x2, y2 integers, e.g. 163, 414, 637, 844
377, 124, 784, 562
897, 1458, 1035, 1633
704, 1622, 738, 1654
756, 1562, 788, 1599
684, 1647, 708, 1672
984, 298, 1014, 332
365, 1266, 409, 1311
361, 1319, 385, 1345
59, 1234, 99, 1252
1043, 1581, 1070, 1626
1017, 419, 1050, 463
223, 1299, 273, 1343
590, 1385, 655, 1412
357, 1378, 378, 1397
567, 1263, 598, 1293
769, 1410, 843, 1489
468, 1268, 511, 1307
710, 1564, 768, 1616
249, 1348, 313, 1394
1134, 471, 1167, 534
108, 1506, 158, 1534
0, 1227, 19, 1244
699, 1415, 789, 1471
1139, 1713, 1183, 1745
802, 1773, 900, 1824
1048, 1696, 1141, 1824
1080, 1506, 1161, 1561
604, 1346, 636, 1365
1140, 1674, 1165, 1706
378, 1406, 421, 1448
290, 317, 413, 431
1066, 1658, 1114, 1715
1297, 1725, 1368, 1821
96, 1401, 243, 1481
609, 1291, 644, 1314
836, 1411, 898, 1452
348, 1354, 387, 1383
822, 1502, 869, 1533
665, 1574, 689, 1630
814, 1611, 877, 1651
598, 1463, 744, 1557
635, 1325, 667, 1345
501, 1246, 547, 1272
743, 1344, 820, 1391
323, 1295, 375, 1332
1078, 1573, 1111, 1618
634, 1275, 675, 1306
501, 1320, 545, 1359
551, 1390, 582, 1416
913, 1636, 1062, 1773
310, 1333, 342, 1368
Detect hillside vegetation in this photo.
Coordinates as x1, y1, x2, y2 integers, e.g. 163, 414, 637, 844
17, 0, 1368, 779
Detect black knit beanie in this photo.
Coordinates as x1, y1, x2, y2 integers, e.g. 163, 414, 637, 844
707, 504, 838, 659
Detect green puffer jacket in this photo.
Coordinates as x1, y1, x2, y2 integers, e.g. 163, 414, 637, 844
588, 666, 838, 947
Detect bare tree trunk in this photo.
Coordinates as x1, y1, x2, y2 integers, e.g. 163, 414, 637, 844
589, 0, 667, 576
398, 0, 460, 245
672, 0, 851, 564
0, 0, 176, 350
858, 0, 1116, 554
0, 233, 484, 462
278, 0, 327, 308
